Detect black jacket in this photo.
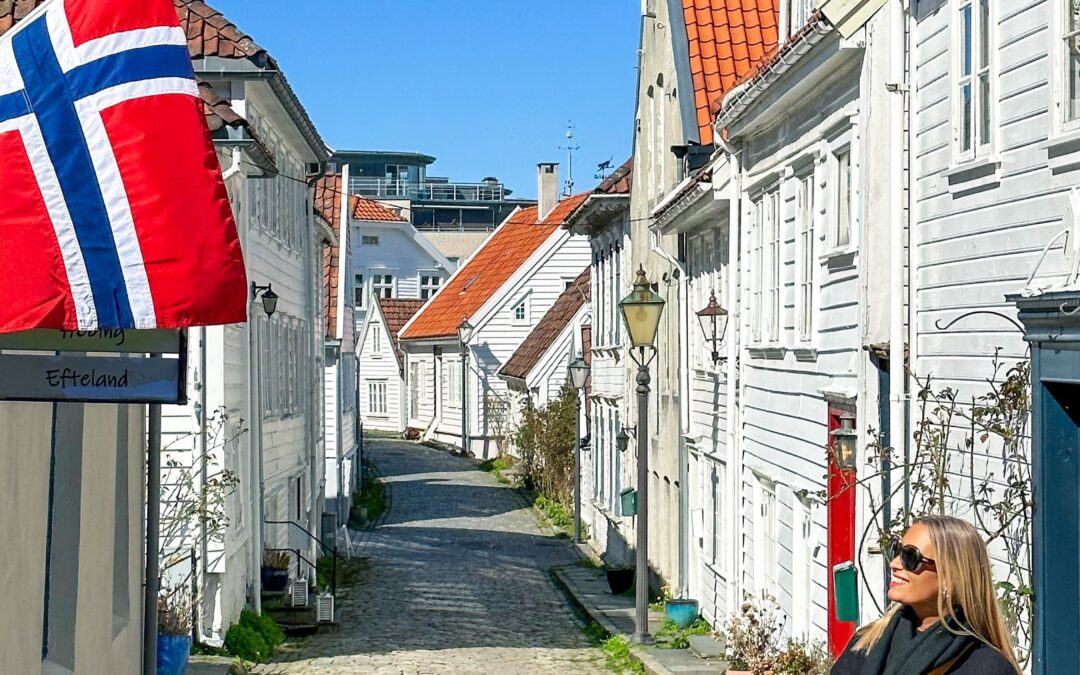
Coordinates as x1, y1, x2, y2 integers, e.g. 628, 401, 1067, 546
831, 640, 1016, 674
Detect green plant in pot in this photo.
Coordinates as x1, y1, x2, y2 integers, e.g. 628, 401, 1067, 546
260, 550, 291, 593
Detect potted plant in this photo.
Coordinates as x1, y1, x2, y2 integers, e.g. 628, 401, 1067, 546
772, 639, 831, 674
157, 592, 192, 675
664, 597, 700, 629
724, 593, 785, 674
261, 550, 291, 593
603, 564, 635, 595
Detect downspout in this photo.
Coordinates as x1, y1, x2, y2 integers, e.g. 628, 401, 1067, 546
650, 232, 691, 597
716, 136, 741, 617
904, 0, 918, 522
247, 291, 263, 613
221, 147, 243, 182
305, 177, 320, 571
197, 326, 208, 640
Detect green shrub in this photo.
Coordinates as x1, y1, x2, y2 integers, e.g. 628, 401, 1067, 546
223, 624, 268, 662
654, 617, 713, 650
239, 609, 284, 652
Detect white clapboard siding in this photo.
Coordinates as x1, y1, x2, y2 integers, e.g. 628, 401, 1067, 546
358, 312, 405, 433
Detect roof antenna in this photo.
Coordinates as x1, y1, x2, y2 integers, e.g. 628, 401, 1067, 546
560, 122, 580, 196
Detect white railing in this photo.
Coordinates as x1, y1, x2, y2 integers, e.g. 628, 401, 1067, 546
348, 177, 507, 202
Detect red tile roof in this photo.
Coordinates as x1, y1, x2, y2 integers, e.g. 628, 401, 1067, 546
314, 175, 343, 339
682, 0, 779, 145
352, 197, 405, 223
377, 298, 426, 366
596, 158, 633, 195
499, 268, 590, 381
401, 193, 590, 341
174, 0, 273, 66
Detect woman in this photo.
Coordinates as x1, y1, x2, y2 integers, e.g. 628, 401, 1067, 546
832, 515, 1019, 674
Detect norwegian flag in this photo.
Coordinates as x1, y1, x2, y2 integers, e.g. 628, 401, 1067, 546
0, 0, 247, 333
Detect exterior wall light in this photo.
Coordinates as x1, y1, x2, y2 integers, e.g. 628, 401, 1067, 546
696, 291, 729, 364
251, 283, 278, 317
831, 411, 858, 470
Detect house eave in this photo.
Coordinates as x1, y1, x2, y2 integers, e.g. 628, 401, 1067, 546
564, 194, 630, 237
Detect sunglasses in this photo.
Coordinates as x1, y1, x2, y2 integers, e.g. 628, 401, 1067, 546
884, 538, 937, 573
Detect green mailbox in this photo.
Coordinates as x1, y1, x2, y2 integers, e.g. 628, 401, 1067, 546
619, 487, 637, 517
833, 561, 859, 623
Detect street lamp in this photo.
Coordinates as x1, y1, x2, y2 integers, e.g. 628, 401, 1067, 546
251, 282, 278, 317
616, 427, 633, 453
458, 316, 474, 455
696, 291, 728, 364
619, 266, 665, 644
831, 411, 858, 470
568, 355, 590, 543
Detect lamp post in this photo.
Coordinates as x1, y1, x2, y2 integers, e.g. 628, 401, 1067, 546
568, 355, 590, 543
619, 266, 665, 644
696, 291, 729, 364
458, 317, 474, 455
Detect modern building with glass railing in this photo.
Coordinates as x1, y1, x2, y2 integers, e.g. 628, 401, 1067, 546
332, 150, 533, 232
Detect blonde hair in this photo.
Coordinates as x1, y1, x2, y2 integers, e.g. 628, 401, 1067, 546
853, 516, 1020, 672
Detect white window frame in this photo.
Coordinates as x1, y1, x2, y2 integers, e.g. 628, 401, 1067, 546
749, 194, 765, 345
748, 183, 781, 348
367, 379, 387, 415
370, 324, 383, 357
419, 271, 442, 300
794, 167, 818, 347
954, 0, 994, 160
510, 294, 530, 325
409, 361, 420, 420
709, 458, 727, 578
1055, 0, 1080, 131
790, 493, 815, 638
754, 475, 778, 597
354, 274, 365, 308
371, 272, 395, 300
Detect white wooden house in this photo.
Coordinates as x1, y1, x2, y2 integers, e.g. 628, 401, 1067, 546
314, 172, 359, 526
398, 164, 591, 458
563, 161, 636, 568
159, 0, 330, 642
357, 297, 425, 434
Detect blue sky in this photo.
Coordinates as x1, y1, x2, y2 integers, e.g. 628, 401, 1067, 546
211, 1, 640, 199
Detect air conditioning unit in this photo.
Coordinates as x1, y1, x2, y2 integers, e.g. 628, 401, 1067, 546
316, 593, 335, 623
290, 578, 308, 607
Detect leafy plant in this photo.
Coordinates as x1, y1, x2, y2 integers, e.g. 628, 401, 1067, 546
772, 638, 831, 674
349, 467, 387, 528
261, 550, 291, 570
239, 609, 284, 652
600, 634, 644, 674
223, 624, 268, 662
654, 617, 713, 650
725, 593, 785, 672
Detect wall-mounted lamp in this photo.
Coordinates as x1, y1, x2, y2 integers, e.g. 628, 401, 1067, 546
251, 282, 278, 317
830, 412, 858, 470
616, 427, 636, 453
696, 291, 729, 364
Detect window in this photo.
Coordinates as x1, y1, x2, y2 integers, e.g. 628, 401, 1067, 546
370, 325, 382, 356
361, 235, 380, 246
512, 298, 528, 323
957, 0, 992, 155
446, 360, 461, 407
420, 274, 441, 300
784, 0, 814, 39
755, 478, 778, 596
409, 362, 420, 419
833, 148, 852, 249
709, 460, 727, 571
795, 172, 816, 344
372, 273, 394, 299
750, 186, 780, 345
354, 274, 364, 307
766, 189, 781, 344
750, 196, 764, 344
1063, 0, 1080, 123
791, 495, 814, 638
367, 380, 387, 415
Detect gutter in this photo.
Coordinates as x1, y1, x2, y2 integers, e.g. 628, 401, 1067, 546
713, 15, 834, 133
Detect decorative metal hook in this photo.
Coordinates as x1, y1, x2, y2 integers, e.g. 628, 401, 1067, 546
933, 310, 1023, 333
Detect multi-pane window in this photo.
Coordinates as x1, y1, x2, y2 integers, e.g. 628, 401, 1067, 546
367, 380, 387, 415
766, 189, 781, 344
958, 0, 992, 154
446, 360, 460, 406
750, 196, 765, 344
791, 496, 814, 637
795, 172, 816, 343
372, 274, 394, 300
750, 187, 780, 345
354, 274, 364, 307
710, 461, 726, 568
409, 362, 420, 419
512, 299, 527, 322
420, 274, 441, 300
1064, 0, 1080, 122
260, 316, 308, 418
756, 479, 779, 596
361, 235, 380, 246
370, 325, 382, 355
834, 149, 852, 249
785, 0, 814, 38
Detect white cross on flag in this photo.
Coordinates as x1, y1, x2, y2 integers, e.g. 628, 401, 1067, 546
0, 0, 248, 333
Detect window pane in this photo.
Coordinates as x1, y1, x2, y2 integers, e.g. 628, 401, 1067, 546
1070, 35, 1080, 121
836, 151, 851, 248
978, 72, 991, 145
962, 82, 973, 151
978, 0, 989, 69
961, 3, 972, 76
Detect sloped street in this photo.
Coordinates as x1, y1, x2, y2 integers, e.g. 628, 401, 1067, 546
256, 439, 606, 674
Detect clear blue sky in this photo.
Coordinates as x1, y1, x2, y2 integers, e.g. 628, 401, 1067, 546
211, 1, 640, 199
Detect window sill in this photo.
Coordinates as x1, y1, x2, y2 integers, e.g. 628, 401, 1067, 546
748, 346, 786, 360
1042, 129, 1080, 173
792, 346, 818, 362
943, 155, 1001, 196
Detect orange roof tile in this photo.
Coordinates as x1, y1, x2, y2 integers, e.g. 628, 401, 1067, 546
681, 0, 779, 145
401, 193, 590, 341
596, 158, 633, 195
352, 197, 405, 223
377, 298, 426, 366
313, 174, 343, 229
314, 175, 343, 338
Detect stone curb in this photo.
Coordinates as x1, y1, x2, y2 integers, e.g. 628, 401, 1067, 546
551, 566, 673, 675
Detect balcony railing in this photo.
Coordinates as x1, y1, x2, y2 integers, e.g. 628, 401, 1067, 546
348, 177, 507, 202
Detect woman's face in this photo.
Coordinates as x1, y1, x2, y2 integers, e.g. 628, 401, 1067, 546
887, 522, 939, 616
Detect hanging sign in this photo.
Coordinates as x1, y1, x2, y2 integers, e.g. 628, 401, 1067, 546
0, 329, 186, 404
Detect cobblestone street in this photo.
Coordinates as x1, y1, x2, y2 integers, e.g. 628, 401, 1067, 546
255, 440, 606, 674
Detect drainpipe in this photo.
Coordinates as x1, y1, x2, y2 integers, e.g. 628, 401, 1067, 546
904, 0, 918, 524
247, 296, 263, 613
197, 326, 208, 640
649, 231, 691, 597
888, 0, 907, 543
716, 136, 741, 617
221, 147, 243, 182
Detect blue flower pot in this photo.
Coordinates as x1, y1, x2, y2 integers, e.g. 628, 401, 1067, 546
664, 599, 700, 629
156, 633, 190, 675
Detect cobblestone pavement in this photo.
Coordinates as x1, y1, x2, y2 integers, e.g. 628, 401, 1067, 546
255, 440, 607, 674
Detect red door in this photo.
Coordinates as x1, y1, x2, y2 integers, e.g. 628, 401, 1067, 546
826, 404, 857, 657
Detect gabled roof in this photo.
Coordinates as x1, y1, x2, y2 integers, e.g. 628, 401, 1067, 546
175, 0, 272, 65
401, 193, 590, 341
352, 197, 405, 223
681, 0, 780, 144
596, 159, 633, 195
499, 268, 590, 382
314, 175, 344, 340
377, 298, 426, 367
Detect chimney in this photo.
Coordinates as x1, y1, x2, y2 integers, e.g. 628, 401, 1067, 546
537, 163, 559, 222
